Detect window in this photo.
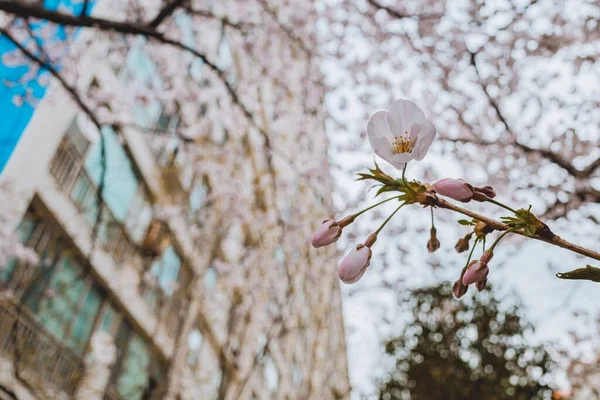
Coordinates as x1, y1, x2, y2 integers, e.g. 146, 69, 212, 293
186, 328, 204, 368
203, 266, 217, 289
125, 186, 153, 243
156, 110, 180, 133
85, 127, 139, 222
263, 354, 279, 393
3, 209, 109, 355
141, 245, 190, 329
217, 32, 237, 86
189, 179, 207, 213
116, 333, 152, 400
109, 321, 167, 400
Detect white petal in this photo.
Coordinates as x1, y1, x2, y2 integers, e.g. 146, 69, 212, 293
368, 111, 396, 163
371, 137, 395, 161
367, 110, 393, 140
390, 152, 414, 168
386, 99, 426, 136
411, 121, 436, 161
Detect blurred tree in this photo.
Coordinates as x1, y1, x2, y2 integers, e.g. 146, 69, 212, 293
378, 283, 555, 400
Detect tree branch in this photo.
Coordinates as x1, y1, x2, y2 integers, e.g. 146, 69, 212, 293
366, 0, 443, 20
256, 0, 311, 55
182, 7, 253, 32
0, 26, 101, 129
435, 198, 600, 262
468, 50, 598, 179
148, 0, 188, 28
0, 1, 272, 158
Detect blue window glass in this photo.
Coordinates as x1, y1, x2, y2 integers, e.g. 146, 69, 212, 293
85, 127, 138, 222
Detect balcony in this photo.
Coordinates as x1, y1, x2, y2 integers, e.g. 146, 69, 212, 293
103, 384, 121, 400
0, 295, 85, 398
50, 134, 144, 270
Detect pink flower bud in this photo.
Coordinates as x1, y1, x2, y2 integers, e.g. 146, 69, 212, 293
462, 260, 489, 286
338, 244, 372, 284
475, 185, 496, 199
311, 220, 342, 248
475, 278, 487, 292
453, 280, 468, 299
433, 178, 475, 202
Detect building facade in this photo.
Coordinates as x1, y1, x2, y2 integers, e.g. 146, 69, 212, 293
0, 1, 349, 399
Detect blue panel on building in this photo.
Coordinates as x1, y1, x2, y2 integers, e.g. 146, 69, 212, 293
0, 0, 95, 174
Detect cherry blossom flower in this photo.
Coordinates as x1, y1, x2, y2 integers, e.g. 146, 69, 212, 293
367, 99, 436, 169
338, 244, 372, 284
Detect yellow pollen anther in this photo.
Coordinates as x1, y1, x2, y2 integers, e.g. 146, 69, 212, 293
392, 130, 413, 154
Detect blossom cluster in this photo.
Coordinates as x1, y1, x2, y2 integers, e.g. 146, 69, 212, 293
311, 99, 524, 297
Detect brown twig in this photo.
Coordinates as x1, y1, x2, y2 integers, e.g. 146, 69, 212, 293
435, 198, 600, 261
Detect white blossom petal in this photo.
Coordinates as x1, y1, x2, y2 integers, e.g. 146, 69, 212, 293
367, 110, 393, 141
411, 121, 436, 160
386, 99, 426, 137
371, 137, 395, 160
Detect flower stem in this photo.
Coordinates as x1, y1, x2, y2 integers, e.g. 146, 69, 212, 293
430, 206, 435, 230
489, 228, 518, 253
465, 238, 479, 268
402, 164, 414, 193
485, 197, 518, 214
374, 203, 405, 235
351, 196, 401, 218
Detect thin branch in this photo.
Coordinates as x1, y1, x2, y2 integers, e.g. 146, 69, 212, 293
0, 27, 101, 129
148, 0, 188, 28
366, 0, 444, 20
182, 7, 253, 32
79, 0, 90, 18
436, 198, 600, 262
0, 1, 273, 156
256, 0, 311, 55
468, 50, 593, 179
0, 27, 108, 269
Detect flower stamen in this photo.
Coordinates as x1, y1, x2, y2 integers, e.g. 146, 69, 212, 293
392, 130, 413, 154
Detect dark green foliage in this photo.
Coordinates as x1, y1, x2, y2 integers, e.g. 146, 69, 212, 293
378, 283, 555, 400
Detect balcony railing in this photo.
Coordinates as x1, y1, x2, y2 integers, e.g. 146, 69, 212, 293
50, 136, 143, 270
103, 383, 121, 400
0, 295, 85, 398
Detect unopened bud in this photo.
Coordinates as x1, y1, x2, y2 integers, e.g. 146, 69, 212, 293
338, 244, 372, 284
433, 178, 475, 203
427, 227, 440, 253
455, 233, 471, 253
475, 278, 487, 292
311, 220, 342, 248
475, 185, 496, 199
462, 260, 489, 286
453, 280, 468, 299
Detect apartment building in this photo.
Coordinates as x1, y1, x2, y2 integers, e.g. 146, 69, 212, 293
0, 1, 349, 399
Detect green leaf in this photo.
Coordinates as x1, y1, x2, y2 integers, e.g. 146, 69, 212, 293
458, 219, 475, 226
556, 265, 600, 283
